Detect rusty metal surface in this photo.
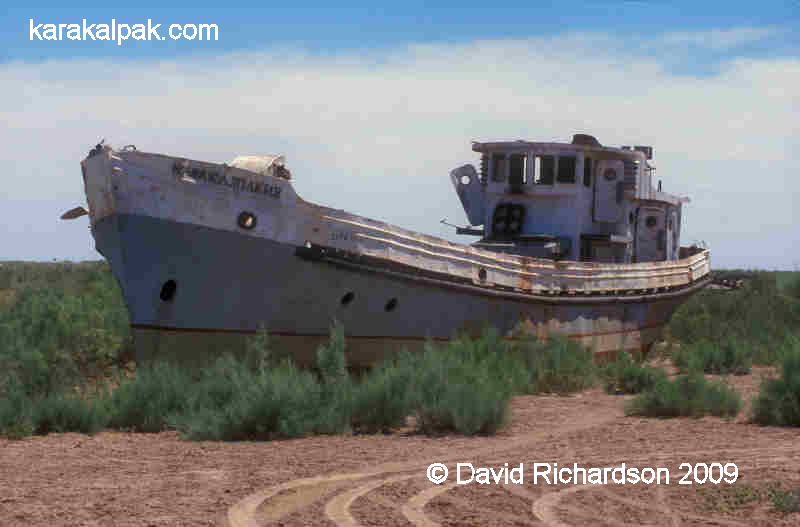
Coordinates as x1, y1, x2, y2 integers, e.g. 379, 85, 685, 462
82, 145, 710, 297
80, 144, 711, 366
315, 213, 710, 294
84, 144, 709, 293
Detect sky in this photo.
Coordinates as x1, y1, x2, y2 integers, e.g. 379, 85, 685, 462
2, 2, 799, 269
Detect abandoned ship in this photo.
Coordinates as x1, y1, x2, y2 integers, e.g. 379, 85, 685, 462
68, 133, 710, 365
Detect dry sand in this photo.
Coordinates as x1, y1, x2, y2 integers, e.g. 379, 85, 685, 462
1, 366, 798, 526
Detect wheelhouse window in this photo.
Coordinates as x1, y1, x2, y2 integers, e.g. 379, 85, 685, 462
557, 156, 576, 184
491, 153, 506, 182
533, 155, 554, 185
509, 153, 526, 188
583, 157, 592, 187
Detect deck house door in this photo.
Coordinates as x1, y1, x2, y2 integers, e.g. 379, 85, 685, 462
638, 207, 665, 261
594, 160, 623, 223
666, 210, 677, 260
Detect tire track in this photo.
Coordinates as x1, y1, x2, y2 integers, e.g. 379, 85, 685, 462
400, 481, 459, 527
326, 474, 416, 527
528, 443, 800, 527
224, 406, 618, 527
225, 411, 800, 527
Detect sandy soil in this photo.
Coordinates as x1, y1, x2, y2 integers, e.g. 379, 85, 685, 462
1, 366, 799, 527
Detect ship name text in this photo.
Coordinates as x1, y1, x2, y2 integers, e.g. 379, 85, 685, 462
173, 162, 282, 198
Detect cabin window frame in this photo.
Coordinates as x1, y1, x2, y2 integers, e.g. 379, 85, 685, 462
556, 155, 577, 184
491, 153, 507, 183
531, 154, 555, 185
508, 152, 527, 188
583, 156, 593, 187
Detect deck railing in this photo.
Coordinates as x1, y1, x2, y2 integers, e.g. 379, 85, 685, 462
320, 214, 710, 294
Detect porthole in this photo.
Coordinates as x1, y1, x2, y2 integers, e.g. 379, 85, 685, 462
385, 298, 398, 312
478, 268, 487, 281
646, 216, 658, 229
603, 168, 617, 181
237, 211, 257, 230
341, 291, 355, 306
460, 174, 471, 185
160, 280, 177, 302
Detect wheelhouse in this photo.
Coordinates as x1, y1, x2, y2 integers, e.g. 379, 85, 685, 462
449, 134, 687, 264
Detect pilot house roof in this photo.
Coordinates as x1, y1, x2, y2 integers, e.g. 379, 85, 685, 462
471, 134, 650, 159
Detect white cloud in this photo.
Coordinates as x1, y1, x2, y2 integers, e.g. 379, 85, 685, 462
1, 30, 798, 269
660, 26, 781, 50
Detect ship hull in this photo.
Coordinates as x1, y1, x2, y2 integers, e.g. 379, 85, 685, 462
94, 212, 703, 366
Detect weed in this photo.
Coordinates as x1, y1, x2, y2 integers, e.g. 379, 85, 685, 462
515, 335, 597, 394
412, 340, 511, 436
174, 361, 327, 441
601, 352, 667, 394
666, 271, 800, 367
769, 486, 800, 514
673, 338, 752, 375
106, 361, 193, 432
0, 377, 34, 439
752, 342, 800, 426
696, 485, 762, 513
32, 392, 107, 435
625, 371, 741, 418
350, 353, 416, 433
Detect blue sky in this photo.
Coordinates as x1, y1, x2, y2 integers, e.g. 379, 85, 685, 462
5, 3, 799, 65
2, 3, 799, 268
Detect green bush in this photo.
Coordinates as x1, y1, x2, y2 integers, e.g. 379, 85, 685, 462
350, 354, 416, 433
666, 271, 800, 366
0, 377, 34, 439
0, 262, 132, 398
313, 323, 353, 434
107, 361, 194, 432
752, 344, 800, 427
32, 392, 107, 435
602, 352, 667, 394
625, 371, 742, 418
412, 340, 511, 436
784, 273, 800, 300
173, 327, 356, 441
673, 339, 752, 375
515, 335, 597, 394
174, 361, 328, 441
769, 487, 800, 514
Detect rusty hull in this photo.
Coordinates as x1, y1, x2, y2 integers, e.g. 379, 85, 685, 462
81, 145, 710, 365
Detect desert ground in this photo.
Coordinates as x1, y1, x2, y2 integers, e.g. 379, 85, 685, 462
1, 366, 798, 527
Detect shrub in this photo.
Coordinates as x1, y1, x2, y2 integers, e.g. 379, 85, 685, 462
673, 339, 752, 375
32, 392, 107, 435
350, 353, 416, 433
174, 361, 327, 441
173, 326, 356, 441
751, 344, 800, 427
666, 270, 800, 366
244, 323, 272, 372
0, 263, 131, 391
602, 352, 667, 394
515, 335, 597, 394
625, 372, 741, 418
412, 341, 511, 436
314, 322, 353, 434
0, 377, 34, 439
107, 361, 194, 432
769, 487, 800, 514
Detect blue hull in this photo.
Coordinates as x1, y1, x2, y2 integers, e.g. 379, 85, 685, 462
94, 213, 702, 365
